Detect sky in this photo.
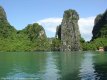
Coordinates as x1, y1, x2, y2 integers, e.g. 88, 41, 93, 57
0, 0, 107, 41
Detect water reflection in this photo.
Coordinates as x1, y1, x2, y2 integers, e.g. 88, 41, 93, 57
0, 52, 47, 80
93, 52, 107, 80
43, 52, 60, 80
0, 52, 107, 80
79, 52, 97, 80
55, 52, 83, 80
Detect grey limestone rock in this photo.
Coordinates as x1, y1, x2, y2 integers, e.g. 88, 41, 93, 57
61, 9, 81, 51
56, 9, 81, 51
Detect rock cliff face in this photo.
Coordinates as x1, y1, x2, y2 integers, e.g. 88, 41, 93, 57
55, 25, 61, 40
92, 10, 107, 40
61, 9, 81, 51
56, 9, 81, 51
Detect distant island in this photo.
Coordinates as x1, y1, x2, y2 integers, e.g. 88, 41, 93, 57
0, 6, 107, 51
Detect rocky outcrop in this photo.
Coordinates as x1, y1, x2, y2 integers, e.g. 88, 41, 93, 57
23, 23, 47, 41
0, 6, 16, 38
55, 25, 61, 40
92, 9, 107, 40
56, 9, 81, 51
61, 9, 81, 51
0, 6, 49, 51
0, 6, 8, 22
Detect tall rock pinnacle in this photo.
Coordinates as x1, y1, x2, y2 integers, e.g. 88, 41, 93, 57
56, 9, 81, 51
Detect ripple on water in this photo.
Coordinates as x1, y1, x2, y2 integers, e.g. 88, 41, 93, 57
79, 53, 97, 80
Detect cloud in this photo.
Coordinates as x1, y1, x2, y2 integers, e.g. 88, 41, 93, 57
78, 17, 95, 41
37, 17, 95, 41
37, 18, 62, 37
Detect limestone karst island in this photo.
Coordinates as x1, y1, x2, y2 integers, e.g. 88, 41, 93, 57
0, 0, 107, 80
0, 6, 107, 51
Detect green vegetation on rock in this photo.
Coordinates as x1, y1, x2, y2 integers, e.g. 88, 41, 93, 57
0, 5, 107, 51
51, 38, 61, 51
81, 9, 107, 51
92, 10, 107, 40
0, 23, 50, 51
0, 6, 51, 51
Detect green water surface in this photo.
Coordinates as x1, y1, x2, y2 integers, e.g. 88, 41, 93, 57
0, 51, 107, 80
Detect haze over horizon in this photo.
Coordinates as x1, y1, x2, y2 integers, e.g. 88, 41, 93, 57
0, 0, 107, 41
